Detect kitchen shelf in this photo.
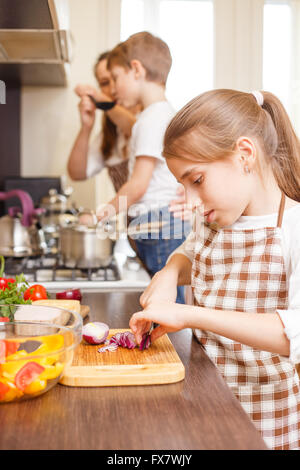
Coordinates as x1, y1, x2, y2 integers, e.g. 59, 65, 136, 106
0, 0, 54, 29
0, 62, 70, 86
0, 0, 71, 86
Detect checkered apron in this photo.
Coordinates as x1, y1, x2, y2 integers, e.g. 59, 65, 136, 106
107, 160, 129, 193
192, 195, 300, 450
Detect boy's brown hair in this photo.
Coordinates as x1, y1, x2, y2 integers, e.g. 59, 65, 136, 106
107, 32, 172, 86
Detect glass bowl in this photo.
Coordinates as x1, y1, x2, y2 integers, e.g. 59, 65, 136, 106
0, 304, 82, 403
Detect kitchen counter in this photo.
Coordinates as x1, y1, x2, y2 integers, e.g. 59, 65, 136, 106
0, 292, 267, 450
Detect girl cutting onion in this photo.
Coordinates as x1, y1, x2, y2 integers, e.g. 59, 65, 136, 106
129, 89, 300, 450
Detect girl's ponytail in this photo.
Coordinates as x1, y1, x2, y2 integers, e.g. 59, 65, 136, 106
164, 89, 300, 202
262, 92, 300, 201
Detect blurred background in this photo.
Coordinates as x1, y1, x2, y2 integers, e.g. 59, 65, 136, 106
0, 0, 299, 211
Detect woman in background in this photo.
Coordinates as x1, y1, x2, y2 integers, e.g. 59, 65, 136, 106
67, 51, 139, 192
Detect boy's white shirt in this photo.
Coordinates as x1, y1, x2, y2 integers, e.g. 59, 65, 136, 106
128, 101, 180, 216
169, 203, 300, 364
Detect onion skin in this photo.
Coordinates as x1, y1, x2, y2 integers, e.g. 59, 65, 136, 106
82, 322, 109, 345
56, 289, 82, 302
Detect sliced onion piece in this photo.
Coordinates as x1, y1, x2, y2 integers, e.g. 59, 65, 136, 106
97, 331, 137, 352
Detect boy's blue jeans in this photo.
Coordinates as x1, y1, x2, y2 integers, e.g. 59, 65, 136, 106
129, 206, 191, 304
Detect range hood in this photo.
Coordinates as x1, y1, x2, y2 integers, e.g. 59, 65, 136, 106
0, 0, 72, 86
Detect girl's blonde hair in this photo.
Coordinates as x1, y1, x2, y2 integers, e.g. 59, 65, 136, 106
163, 89, 300, 201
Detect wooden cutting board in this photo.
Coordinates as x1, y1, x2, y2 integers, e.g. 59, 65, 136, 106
59, 329, 185, 387
80, 305, 90, 319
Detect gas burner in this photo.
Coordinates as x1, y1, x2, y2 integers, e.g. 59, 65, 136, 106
3, 253, 120, 283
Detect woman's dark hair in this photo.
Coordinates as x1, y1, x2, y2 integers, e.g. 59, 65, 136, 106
94, 52, 118, 161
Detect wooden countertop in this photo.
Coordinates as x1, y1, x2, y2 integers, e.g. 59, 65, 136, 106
0, 292, 267, 450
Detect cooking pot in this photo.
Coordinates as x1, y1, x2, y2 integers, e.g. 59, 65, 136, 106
59, 210, 114, 268
39, 188, 69, 228
0, 190, 47, 257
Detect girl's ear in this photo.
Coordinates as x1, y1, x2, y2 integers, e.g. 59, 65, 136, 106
130, 59, 146, 80
236, 136, 257, 172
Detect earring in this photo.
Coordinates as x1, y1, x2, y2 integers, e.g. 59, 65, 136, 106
244, 165, 250, 174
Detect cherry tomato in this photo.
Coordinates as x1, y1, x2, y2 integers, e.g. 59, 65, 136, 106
6, 278, 16, 289
0, 277, 15, 290
24, 284, 48, 301
0, 278, 8, 290
0, 317, 9, 322
15, 362, 45, 391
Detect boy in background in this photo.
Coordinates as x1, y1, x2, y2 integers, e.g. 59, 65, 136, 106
97, 32, 191, 303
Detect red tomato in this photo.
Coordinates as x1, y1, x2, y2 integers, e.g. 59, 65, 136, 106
0, 381, 10, 400
24, 284, 48, 301
0, 277, 16, 290
0, 278, 8, 290
0, 340, 5, 363
4, 340, 20, 356
15, 362, 45, 391
0, 317, 9, 322
6, 278, 16, 289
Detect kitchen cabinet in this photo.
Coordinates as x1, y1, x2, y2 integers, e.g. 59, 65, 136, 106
0, 86, 20, 216
0, 292, 267, 450
0, 0, 71, 86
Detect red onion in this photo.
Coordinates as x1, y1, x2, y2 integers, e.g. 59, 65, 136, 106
56, 288, 82, 301
82, 322, 109, 345
98, 331, 137, 353
139, 333, 151, 351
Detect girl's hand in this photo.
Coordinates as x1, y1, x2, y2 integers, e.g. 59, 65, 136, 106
139, 268, 178, 308
168, 185, 193, 222
130, 301, 187, 344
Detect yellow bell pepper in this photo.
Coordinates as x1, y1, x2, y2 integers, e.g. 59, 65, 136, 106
39, 362, 64, 381
1, 357, 29, 380
24, 378, 47, 395
0, 377, 23, 402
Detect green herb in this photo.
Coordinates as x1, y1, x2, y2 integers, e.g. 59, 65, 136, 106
0, 272, 32, 321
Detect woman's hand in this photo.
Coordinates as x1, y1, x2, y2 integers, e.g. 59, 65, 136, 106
78, 95, 96, 130
75, 84, 112, 103
130, 301, 187, 344
75, 84, 112, 130
139, 267, 178, 308
168, 185, 193, 222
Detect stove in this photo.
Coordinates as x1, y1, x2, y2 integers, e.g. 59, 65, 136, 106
3, 241, 151, 293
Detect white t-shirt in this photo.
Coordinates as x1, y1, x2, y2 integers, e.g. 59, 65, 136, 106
170, 204, 300, 363
86, 130, 128, 179
128, 101, 180, 216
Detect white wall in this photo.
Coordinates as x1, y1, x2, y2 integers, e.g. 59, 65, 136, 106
214, 0, 264, 91
21, 0, 121, 210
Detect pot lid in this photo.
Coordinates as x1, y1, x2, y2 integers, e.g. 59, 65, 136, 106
40, 188, 67, 206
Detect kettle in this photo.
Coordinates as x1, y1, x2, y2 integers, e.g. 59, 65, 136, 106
0, 190, 47, 257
